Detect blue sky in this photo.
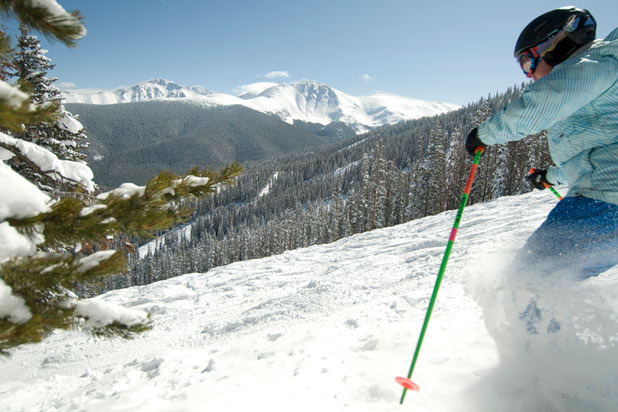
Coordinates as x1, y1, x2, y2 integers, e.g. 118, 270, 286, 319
5, 0, 618, 106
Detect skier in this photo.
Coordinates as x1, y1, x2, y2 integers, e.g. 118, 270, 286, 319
464, 6, 618, 279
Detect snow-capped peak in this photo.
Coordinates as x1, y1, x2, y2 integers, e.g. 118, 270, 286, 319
232, 80, 459, 133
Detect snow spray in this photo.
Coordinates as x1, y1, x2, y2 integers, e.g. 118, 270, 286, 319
464, 247, 618, 412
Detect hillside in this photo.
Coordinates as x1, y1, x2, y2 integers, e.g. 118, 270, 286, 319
67, 101, 339, 188
2, 188, 616, 411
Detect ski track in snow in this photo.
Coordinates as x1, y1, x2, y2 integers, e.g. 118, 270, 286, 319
1, 187, 617, 411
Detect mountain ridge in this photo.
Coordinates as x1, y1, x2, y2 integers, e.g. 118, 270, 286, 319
62, 78, 212, 104
63, 79, 459, 133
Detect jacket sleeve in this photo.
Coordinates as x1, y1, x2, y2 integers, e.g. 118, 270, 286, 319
478, 54, 618, 145
546, 165, 566, 185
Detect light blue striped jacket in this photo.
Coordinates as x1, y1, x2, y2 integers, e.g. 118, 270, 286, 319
479, 27, 618, 205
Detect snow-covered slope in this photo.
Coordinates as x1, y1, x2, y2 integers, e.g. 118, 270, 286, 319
2, 188, 617, 411
63, 79, 459, 133
62, 78, 212, 104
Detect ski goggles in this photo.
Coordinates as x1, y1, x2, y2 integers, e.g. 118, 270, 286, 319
516, 14, 595, 78
517, 48, 541, 78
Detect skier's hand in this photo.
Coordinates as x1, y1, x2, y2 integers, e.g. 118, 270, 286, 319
464, 128, 486, 157
527, 168, 551, 190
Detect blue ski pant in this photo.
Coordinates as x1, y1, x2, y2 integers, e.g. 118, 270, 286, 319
518, 195, 618, 279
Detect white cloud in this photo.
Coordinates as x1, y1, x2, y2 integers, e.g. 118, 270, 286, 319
57, 81, 77, 89
263, 71, 290, 79
361, 74, 375, 83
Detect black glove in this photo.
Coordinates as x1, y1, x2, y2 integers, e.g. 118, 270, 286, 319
464, 128, 486, 157
527, 168, 550, 190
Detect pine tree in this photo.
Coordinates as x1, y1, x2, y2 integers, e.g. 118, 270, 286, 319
407, 157, 424, 220
355, 153, 371, 232
406, 132, 426, 220
394, 169, 410, 225
445, 126, 467, 210
428, 124, 448, 214
13, 23, 56, 105
12, 24, 87, 163
491, 143, 510, 198
369, 140, 387, 230
413, 123, 447, 217
469, 102, 494, 203
347, 186, 361, 234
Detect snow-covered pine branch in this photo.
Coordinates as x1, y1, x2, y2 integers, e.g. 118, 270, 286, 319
0, 131, 95, 193
1, 142, 241, 351
0, 0, 86, 47
0, 81, 29, 108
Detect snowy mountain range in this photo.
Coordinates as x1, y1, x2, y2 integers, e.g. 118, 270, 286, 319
62, 79, 460, 133
61, 78, 212, 104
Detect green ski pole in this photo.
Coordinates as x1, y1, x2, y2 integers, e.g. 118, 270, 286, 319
396, 147, 484, 404
547, 185, 563, 200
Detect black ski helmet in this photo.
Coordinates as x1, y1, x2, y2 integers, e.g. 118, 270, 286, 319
514, 7, 596, 67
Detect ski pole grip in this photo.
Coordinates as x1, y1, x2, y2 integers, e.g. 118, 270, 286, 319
529, 167, 551, 189
528, 168, 563, 199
